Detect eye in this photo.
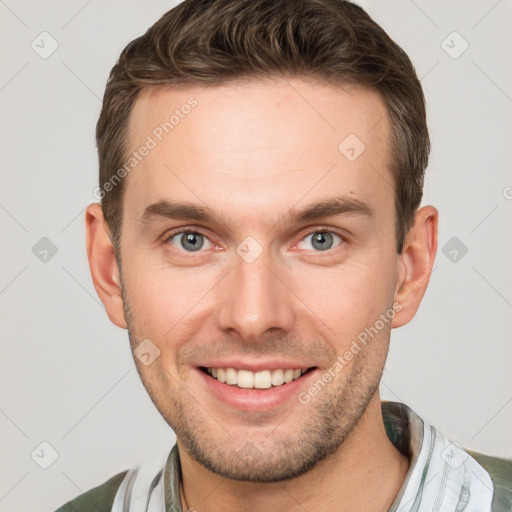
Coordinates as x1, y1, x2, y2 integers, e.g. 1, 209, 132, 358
297, 230, 344, 252
165, 230, 213, 252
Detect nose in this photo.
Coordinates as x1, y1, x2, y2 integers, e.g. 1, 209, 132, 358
215, 244, 296, 343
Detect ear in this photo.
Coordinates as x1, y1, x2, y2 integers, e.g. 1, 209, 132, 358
392, 205, 438, 328
85, 203, 127, 329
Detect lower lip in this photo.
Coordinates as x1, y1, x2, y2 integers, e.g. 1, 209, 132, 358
194, 367, 319, 412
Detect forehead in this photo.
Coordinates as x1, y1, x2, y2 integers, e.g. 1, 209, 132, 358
124, 77, 393, 227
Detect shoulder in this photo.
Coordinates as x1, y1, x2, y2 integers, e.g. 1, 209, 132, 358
54, 470, 128, 512
467, 450, 512, 512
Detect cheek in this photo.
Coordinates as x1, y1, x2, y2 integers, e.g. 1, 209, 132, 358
291, 255, 396, 340
123, 255, 215, 332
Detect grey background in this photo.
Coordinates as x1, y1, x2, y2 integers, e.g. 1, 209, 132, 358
0, 1, 511, 510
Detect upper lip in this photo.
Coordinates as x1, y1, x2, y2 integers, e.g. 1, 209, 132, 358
196, 360, 317, 372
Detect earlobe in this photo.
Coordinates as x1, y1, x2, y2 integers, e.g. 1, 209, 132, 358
85, 203, 127, 329
391, 205, 438, 328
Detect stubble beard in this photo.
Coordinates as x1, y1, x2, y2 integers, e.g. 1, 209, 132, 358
120, 280, 389, 483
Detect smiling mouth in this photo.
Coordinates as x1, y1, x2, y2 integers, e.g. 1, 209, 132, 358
198, 366, 317, 390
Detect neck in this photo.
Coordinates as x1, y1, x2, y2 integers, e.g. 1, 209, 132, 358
177, 395, 409, 512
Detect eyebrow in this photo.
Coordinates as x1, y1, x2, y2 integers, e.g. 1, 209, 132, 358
140, 196, 374, 230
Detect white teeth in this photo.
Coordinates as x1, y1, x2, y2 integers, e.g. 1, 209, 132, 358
225, 368, 237, 385
237, 370, 254, 389
254, 370, 272, 389
271, 369, 284, 386
284, 369, 294, 383
205, 367, 309, 389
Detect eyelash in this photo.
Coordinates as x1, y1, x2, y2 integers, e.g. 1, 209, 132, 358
163, 227, 345, 255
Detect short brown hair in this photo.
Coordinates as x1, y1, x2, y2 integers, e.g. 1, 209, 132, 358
96, 0, 429, 254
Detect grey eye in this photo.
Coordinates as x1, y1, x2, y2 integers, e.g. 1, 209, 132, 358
298, 231, 343, 252
169, 231, 212, 252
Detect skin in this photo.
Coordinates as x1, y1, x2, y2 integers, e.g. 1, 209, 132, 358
86, 77, 438, 511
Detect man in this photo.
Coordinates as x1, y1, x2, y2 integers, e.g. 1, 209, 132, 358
56, 0, 512, 510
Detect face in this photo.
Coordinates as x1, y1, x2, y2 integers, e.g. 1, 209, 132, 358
117, 78, 402, 482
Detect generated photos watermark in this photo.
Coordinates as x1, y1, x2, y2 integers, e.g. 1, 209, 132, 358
298, 301, 403, 405
93, 96, 198, 200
